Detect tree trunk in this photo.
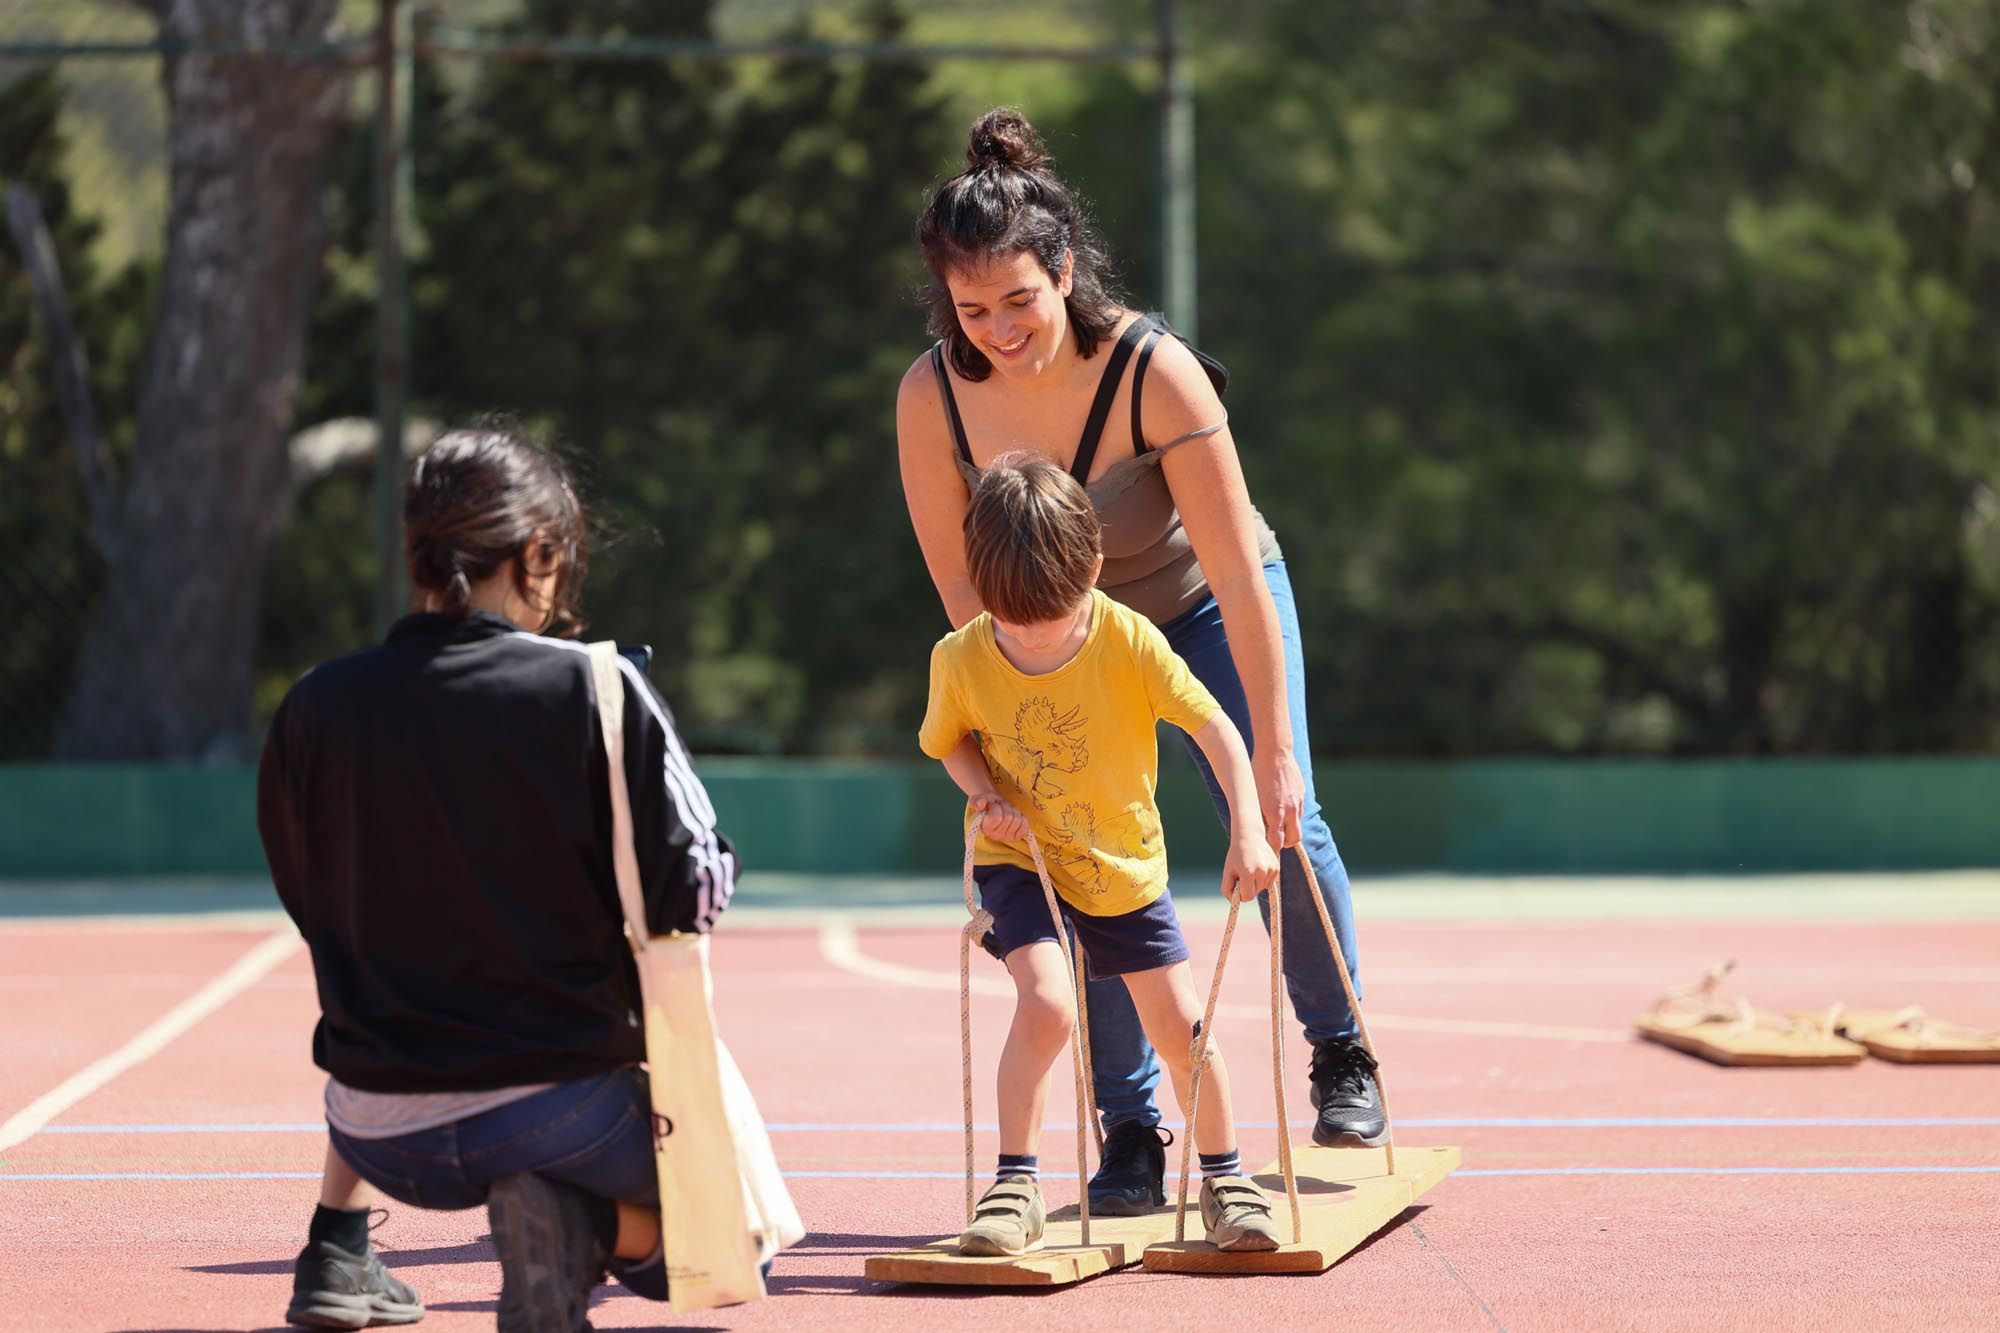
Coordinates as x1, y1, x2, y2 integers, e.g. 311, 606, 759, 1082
1717, 592, 1778, 754
55, 0, 348, 759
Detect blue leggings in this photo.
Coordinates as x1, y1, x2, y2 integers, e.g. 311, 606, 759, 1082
1088, 561, 1363, 1129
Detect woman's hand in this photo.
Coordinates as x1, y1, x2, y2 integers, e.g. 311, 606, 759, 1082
971, 792, 1029, 843
1254, 745, 1306, 850
1221, 831, 1281, 903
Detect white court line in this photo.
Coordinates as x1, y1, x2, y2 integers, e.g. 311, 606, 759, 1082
0, 927, 302, 1152
816, 919, 1629, 1043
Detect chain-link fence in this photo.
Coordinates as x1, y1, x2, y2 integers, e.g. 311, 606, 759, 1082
5, 0, 2000, 760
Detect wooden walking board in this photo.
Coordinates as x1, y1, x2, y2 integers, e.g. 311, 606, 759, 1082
1634, 1011, 1866, 1066
1143, 1144, 1460, 1274
873, 836, 1454, 1289
863, 1202, 1187, 1287
864, 1145, 1460, 1287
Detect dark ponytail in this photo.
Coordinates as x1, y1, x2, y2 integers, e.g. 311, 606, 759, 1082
403, 418, 590, 635
409, 535, 474, 616
917, 108, 1123, 381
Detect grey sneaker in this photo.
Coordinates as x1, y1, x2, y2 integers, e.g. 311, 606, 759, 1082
285, 1235, 424, 1329
1199, 1174, 1281, 1252
958, 1175, 1047, 1256
488, 1173, 606, 1333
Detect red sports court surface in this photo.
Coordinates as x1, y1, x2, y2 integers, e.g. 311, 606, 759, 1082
3, 876, 1998, 1332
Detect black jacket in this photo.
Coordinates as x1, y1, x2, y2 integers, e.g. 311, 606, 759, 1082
258, 611, 737, 1093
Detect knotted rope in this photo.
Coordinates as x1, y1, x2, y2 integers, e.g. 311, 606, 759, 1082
1880, 1009, 2000, 1047
1648, 961, 1847, 1042
1170, 872, 1306, 1247
959, 820, 1097, 1244
1172, 898, 1242, 1241
1838, 1005, 1998, 1048
1293, 844, 1398, 1176
1172, 843, 1395, 1245
1646, 960, 1738, 1029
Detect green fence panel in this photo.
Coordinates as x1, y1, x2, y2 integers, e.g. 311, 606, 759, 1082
5, 757, 2000, 878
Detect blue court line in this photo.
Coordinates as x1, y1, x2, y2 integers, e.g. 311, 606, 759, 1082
5, 1165, 1998, 1182
1455, 1166, 2000, 1177
35, 1116, 2000, 1135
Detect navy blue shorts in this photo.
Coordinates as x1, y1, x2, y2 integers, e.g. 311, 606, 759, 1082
974, 864, 1189, 979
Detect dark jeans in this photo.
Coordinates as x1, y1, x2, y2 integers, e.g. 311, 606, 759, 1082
328, 1067, 667, 1302
1087, 560, 1364, 1129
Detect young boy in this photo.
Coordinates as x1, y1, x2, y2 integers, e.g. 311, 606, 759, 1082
919, 453, 1283, 1256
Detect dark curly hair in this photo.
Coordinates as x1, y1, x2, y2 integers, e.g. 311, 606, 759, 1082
917, 108, 1124, 382
403, 418, 589, 636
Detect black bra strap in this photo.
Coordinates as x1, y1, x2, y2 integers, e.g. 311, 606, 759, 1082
1129, 326, 1166, 454
1069, 316, 1155, 483
929, 342, 974, 466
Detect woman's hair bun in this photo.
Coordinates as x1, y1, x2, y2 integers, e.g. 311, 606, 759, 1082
965, 107, 1050, 172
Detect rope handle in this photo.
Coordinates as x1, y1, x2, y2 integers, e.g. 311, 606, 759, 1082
1172, 899, 1241, 1241
1292, 844, 1398, 1176
958, 817, 1097, 1245
1646, 961, 1739, 1029
1649, 963, 1856, 1042
1270, 873, 1302, 1239
1866, 1007, 1999, 1045
1171, 873, 1306, 1248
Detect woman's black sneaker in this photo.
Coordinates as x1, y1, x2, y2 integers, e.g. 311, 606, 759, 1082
1087, 1121, 1172, 1214
1308, 1036, 1388, 1147
285, 1237, 424, 1329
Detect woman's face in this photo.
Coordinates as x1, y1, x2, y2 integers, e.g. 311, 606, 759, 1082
947, 248, 1073, 381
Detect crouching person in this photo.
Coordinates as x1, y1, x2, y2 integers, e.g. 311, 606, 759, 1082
260, 422, 736, 1331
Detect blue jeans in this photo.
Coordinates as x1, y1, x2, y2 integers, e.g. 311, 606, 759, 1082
1088, 561, 1363, 1130
327, 1068, 668, 1302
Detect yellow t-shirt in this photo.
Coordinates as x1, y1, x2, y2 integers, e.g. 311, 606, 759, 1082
918, 591, 1222, 916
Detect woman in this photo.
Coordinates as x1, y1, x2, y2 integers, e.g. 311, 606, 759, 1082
261, 423, 737, 1331
897, 109, 1382, 1214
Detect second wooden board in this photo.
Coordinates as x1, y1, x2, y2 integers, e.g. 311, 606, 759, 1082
1142, 1144, 1461, 1275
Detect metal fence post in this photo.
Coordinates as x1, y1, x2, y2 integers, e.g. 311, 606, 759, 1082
372, 0, 413, 636
1158, 0, 1196, 340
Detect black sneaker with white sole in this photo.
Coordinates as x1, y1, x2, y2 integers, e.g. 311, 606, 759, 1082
488, 1173, 607, 1333
1087, 1121, 1171, 1215
285, 1237, 424, 1330
1308, 1036, 1388, 1147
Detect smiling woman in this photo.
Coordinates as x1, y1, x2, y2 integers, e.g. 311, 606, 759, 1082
915, 108, 1121, 383
895, 107, 1390, 1220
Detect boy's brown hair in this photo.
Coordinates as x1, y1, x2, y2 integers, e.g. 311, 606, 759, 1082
964, 452, 1102, 623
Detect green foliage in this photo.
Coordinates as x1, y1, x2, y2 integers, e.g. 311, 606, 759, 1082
31, 0, 2000, 756
273, 0, 954, 751
1177, 0, 2000, 753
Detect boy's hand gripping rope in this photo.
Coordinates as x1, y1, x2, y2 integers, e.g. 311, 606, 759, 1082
959, 821, 1100, 1243
1172, 845, 1400, 1245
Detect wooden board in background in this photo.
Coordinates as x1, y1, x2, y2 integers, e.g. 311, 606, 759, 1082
1635, 1014, 1866, 1066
